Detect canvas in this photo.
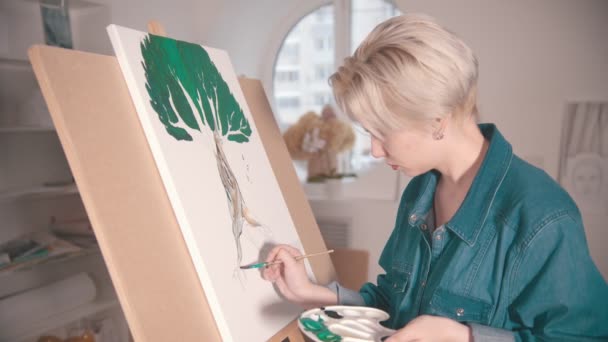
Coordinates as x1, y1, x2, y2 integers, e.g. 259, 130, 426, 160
107, 24, 312, 342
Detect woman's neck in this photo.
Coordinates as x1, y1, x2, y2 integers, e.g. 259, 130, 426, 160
436, 121, 489, 187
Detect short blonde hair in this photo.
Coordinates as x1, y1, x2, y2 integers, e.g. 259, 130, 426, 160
329, 13, 479, 138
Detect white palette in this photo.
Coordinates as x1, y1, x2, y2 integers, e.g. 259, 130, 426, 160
299, 306, 396, 342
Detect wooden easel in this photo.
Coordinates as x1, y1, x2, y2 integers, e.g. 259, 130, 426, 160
28, 21, 335, 341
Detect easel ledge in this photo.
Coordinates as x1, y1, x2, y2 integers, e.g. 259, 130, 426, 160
28, 20, 335, 342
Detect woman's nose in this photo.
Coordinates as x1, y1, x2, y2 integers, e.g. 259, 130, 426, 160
370, 136, 386, 158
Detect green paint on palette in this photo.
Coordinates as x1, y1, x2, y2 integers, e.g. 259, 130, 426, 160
300, 317, 325, 331
299, 317, 342, 342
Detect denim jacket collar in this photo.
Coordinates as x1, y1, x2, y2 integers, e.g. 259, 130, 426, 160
409, 124, 513, 246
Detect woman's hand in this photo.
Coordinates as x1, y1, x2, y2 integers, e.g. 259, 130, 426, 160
262, 244, 311, 302
262, 244, 337, 306
386, 315, 471, 342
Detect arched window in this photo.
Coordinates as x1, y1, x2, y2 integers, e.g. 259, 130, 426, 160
272, 0, 401, 174
273, 5, 335, 127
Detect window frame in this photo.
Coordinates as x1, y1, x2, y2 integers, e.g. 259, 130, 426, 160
263, 0, 400, 129
261, 0, 403, 199
262, 0, 352, 130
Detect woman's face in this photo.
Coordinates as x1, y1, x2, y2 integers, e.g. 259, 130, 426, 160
367, 124, 440, 177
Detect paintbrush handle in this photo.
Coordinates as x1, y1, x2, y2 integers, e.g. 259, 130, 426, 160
295, 249, 335, 261
266, 249, 335, 267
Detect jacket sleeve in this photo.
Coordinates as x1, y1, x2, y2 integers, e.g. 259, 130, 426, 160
326, 281, 366, 306
468, 323, 515, 341
360, 268, 394, 313
507, 213, 608, 341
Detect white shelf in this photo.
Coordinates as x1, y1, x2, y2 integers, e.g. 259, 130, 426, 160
0, 125, 54, 133
9, 282, 120, 342
0, 248, 102, 278
0, 183, 79, 202
0, 2, 126, 341
0, 57, 31, 71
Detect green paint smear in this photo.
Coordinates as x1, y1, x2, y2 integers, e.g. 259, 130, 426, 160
241, 261, 266, 269
140, 33, 252, 143
300, 317, 342, 342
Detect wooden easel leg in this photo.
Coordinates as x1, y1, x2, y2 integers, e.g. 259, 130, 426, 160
269, 319, 306, 342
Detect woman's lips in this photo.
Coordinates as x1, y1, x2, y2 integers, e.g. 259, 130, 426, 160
390, 164, 399, 170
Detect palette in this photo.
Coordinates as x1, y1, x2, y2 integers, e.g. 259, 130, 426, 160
298, 306, 396, 342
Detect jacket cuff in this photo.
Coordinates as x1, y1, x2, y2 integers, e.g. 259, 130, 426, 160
468, 323, 515, 342
325, 281, 366, 306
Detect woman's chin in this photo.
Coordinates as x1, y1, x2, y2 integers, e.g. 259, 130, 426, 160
399, 168, 415, 177
399, 167, 427, 178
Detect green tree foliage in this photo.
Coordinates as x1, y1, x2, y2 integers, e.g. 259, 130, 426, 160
140, 34, 252, 143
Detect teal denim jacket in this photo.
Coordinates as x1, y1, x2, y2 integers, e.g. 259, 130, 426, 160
359, 124, 608, 341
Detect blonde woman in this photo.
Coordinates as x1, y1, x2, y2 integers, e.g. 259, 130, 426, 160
263, 14, 608, 341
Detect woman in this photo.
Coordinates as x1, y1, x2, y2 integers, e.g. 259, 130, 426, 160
263, 14, 608, 341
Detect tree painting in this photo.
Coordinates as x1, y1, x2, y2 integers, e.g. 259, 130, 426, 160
140, 34, 262, 273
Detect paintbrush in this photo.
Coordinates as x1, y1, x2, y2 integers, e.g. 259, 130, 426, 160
240, 249, 335, 270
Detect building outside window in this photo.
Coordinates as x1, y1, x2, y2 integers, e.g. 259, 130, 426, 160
273, 0, 401, 174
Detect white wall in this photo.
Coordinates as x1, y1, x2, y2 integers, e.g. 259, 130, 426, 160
90, 0, 216, 46
309, 198, 400, 283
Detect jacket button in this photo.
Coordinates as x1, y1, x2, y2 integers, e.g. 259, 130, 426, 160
456, 308, 465, 316
410, 214, 417, 221
420, 223, 427, 230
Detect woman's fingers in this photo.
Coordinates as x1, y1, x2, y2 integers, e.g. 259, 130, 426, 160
261, 247, 283, 281
262, 265, 278, 281
279, 244, 304, 258
265, 244, 303, 263
264, 245, 284, 263
262, 245, 289, 281
261, 244, 305, 284
261, 244, 315, 305
266, 245, 301, 273
275, 248, 298, 266
274, 276, 298, 302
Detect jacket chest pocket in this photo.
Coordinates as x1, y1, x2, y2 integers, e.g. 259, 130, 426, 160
390, 262, 412, 294
428, 288, 492, 324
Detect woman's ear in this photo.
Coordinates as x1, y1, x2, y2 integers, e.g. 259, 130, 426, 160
432, 114, 450, 140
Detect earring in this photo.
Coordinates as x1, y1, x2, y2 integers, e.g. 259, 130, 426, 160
432, 130, 444, 140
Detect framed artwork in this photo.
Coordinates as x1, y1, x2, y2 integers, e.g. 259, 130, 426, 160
558, 102, 608, 214
40, 0, 73, 49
